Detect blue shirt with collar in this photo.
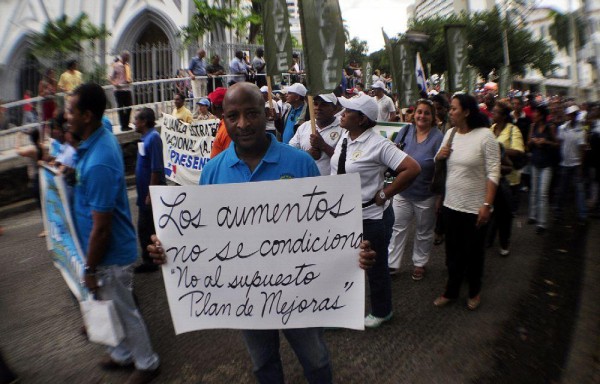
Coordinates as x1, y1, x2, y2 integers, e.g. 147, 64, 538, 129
200, 133, 320, 185
73, 126, 138, 266
189, 56, 207, 76
136, 127, 166, 208
282, 104, 304, 144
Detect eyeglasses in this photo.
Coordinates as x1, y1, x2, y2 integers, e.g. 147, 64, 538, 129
416, 98, 433, 106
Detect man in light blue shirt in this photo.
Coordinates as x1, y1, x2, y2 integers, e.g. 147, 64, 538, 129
229, 50, 250, 84
188, 49, 207, 99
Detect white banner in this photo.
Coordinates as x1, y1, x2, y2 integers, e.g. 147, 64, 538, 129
161, 114, 220, 185
150, 174, 365, 334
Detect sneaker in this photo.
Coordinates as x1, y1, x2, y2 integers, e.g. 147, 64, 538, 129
364, 312, 393, 328
411, 266, 425, 281
433, 296, 453, 307
125, 368, 160, 384
99, 355, 134, 371
467, 295, 481, 310
499, 248, 510, 257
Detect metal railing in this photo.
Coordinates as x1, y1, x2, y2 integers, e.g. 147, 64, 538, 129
0, 73, 289, 152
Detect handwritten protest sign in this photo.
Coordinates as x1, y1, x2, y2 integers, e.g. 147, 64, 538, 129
161, 114, 219, 185
40, 166, 89, 301
150, 174, 365, 333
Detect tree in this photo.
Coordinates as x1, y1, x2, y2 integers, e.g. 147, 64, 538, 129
549, 10, 588, 51
180, 0, 234, 45
31, 13, 109, 57
230, 0, 262, 43
408, 7, 556, 78
345, 37, 368, 66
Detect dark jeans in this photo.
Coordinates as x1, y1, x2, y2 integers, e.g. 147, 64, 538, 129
114, 90, 133, 131
487, 179, 513, 249
556, 166, 586, 220
443, 207, 488, 299
137, 206, 156, 265
364, 210, 393, 318
242, 328, 332, 384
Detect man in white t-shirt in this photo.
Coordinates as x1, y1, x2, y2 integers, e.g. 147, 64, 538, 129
289, 93, 343, 176
260, 86, 280, 135
556, 105, 587, 221
372, 80, 396, 122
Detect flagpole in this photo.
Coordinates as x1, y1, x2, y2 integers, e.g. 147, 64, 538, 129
266, 76, 274, 110
307, 95, 316, 135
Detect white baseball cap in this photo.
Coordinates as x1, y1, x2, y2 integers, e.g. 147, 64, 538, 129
337, 94, 379, 122
286, 83, 307, 97
371, 80, 386, 90
565, 105, 580, 115
259, 86, 269, 93
314, 93, 337, 104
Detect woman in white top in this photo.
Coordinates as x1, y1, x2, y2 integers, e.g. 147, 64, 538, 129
433, 93, 500, 310
331, 94, 421, 328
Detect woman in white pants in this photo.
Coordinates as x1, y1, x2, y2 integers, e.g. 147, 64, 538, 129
388, 99, 444, 280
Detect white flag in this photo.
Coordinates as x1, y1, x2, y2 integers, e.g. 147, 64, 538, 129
415, 52, 427, 94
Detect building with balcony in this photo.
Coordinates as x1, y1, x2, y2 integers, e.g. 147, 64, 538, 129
409, 0, 496, 20
518, 3, 600, 100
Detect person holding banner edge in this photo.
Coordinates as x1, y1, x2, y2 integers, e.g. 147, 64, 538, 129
148, 83, 377, 384
330, 94, 421, 328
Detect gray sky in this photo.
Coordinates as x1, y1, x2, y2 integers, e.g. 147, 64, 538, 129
339, 0, 570, 54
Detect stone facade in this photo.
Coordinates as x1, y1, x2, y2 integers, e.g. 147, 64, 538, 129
0, 0, 232, 101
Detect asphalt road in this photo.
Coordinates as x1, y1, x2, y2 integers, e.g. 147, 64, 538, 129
0, 189, 598, 383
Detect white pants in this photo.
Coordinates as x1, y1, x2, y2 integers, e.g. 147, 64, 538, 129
191, 78, 207, 100
388, 195, 437, 269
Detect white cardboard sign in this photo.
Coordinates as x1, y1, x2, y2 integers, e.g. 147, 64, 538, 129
150, 174, 365, 334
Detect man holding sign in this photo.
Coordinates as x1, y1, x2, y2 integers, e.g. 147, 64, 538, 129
149, 83, 375, 383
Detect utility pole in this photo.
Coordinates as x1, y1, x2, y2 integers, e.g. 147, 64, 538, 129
569, 0, 580, 100
499, 0, 511, 97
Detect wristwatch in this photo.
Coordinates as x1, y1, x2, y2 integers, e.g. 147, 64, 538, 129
84, 265, 96, 276
483, 202, 494, 212
378, 190, 387, 200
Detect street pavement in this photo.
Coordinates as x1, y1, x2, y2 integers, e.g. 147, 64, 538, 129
0, 189, 598, 383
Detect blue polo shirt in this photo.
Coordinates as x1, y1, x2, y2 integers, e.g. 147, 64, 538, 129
189, 57, 207, 76
282, 105, 304, 144
73, 126, 137, 266
200, 133, 320, 185
136, 128, 166, 208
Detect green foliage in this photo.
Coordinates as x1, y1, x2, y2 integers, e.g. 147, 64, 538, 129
85, 64, 109, 85
231, 1, 262, 43
31, 14, 109, 57
368, 49, 389, 75
345, 37, 368, 66
549, 10, 587, 51
180, 0, 234, 45
181, 0, 263, 44
407, 7, 556, 78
